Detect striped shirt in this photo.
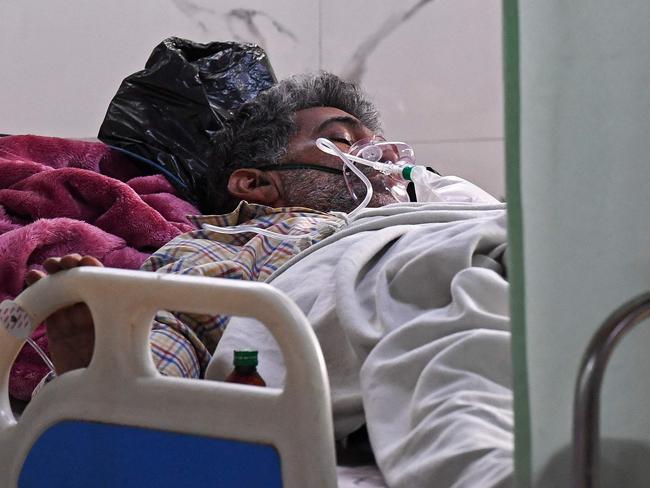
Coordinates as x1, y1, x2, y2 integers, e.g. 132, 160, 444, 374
141, 202, 346, 378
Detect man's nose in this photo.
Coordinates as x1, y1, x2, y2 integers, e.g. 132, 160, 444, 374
380, 143, 399, 163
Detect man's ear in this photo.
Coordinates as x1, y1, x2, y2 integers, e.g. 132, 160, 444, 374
227, 168, 285, 207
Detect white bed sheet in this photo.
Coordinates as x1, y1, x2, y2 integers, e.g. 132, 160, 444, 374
210, 202, 513, 488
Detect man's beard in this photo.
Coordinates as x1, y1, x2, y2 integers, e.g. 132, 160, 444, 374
279, 171, 397, 213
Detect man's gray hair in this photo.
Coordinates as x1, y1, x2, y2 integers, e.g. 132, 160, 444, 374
198, 71, 382, 214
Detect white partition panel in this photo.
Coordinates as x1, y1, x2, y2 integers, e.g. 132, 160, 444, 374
515, 1, 650, 486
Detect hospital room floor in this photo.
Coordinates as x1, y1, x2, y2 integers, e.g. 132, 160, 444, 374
337, 465, 387, 487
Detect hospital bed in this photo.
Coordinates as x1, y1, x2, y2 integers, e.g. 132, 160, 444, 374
2, 152, 643, 488
2, 228, 647, 488
0, 266, 354, 487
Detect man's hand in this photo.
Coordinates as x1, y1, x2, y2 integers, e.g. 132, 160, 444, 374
25, 254, 103, 375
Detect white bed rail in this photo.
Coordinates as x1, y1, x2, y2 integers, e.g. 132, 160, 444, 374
0, 267, 337, 487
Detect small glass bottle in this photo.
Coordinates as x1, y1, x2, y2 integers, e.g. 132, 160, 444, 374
225, 350, 266, 387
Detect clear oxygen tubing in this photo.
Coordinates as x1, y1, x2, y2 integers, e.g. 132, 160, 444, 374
202, 138, 378, 240
314, 138, 376, 218
26, 336, 56, 375
202, 223, 323, 241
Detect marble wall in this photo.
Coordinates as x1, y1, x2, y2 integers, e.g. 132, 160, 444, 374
0, 0, 504, 196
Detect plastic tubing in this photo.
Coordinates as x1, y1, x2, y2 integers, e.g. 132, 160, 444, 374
315, 138, 374, 219
202, 223, 315, 241
26, 336, 56, 374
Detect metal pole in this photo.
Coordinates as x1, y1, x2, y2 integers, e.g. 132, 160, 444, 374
572, 292, 650, 488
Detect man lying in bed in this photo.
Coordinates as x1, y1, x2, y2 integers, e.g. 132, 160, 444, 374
26, 72, 512, 488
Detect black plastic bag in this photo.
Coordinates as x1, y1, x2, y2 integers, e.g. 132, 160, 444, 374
98, 37, 276, 201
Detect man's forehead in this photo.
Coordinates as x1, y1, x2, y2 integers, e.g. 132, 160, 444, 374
293, 107, 363, 133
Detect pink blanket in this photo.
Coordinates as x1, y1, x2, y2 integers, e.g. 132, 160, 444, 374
0, 135, 200, 400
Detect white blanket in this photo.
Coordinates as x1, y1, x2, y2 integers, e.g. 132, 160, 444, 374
209, 202, 513, 488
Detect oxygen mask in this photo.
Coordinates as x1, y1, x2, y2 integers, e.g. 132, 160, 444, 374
316, 137, 414, 216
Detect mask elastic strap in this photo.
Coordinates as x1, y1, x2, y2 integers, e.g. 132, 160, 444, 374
256, 163, 343, 176
202, 223, 316, 241
202, 163, 349, 242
